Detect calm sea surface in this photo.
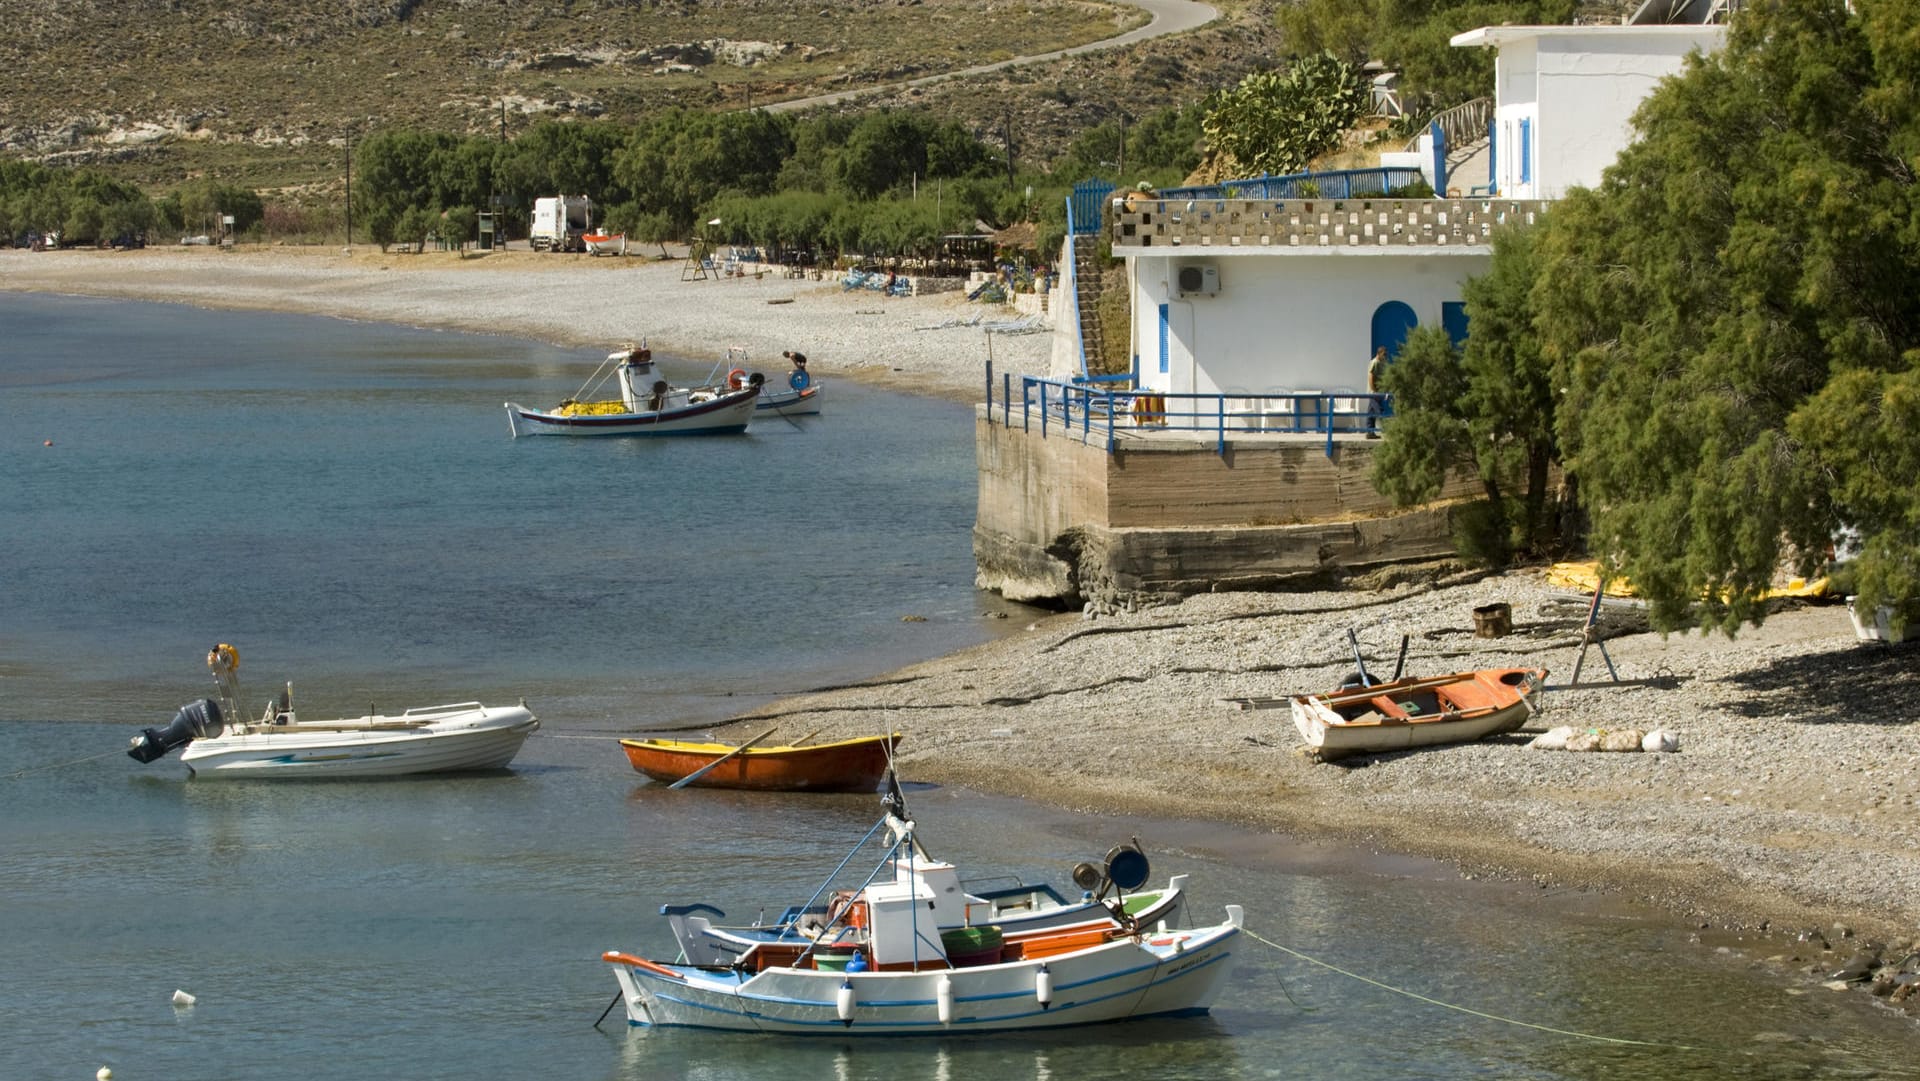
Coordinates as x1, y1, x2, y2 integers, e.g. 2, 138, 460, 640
1, 292, 1913, 1079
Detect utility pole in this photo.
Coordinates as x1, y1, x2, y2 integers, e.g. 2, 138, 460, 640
1118, 113, 1127, 180
1003, 109, 1015, 190
343, 126, 352, 253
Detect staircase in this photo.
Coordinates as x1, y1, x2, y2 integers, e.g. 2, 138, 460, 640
1071, 240, 1111, 374
1408, 97, 1494, 193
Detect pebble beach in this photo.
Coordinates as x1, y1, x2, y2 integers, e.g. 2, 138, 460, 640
8, 245, 1920, 1015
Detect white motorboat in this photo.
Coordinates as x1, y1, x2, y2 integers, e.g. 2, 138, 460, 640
505, 344, 760, 437
127, 644, 538, 779
602, 776, 1238, 1034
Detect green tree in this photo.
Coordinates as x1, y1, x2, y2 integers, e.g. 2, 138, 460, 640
440, 206, 478, 251
1201, 55, 1369, 177
1278, 0, 1576, 119
1535, 0, 1919, 633
614, 110, 794, 237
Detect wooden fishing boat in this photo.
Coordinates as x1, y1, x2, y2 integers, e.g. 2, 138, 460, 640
505, 344, 760, 437
602, 776, 1238, 1033
619, 733, 902, 791
1289, 667, 1546, 761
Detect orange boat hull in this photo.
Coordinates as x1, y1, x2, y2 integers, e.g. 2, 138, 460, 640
618, 733, 902, 792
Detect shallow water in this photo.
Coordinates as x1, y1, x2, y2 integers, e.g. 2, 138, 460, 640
1, 293, 1914, 1079
0, 292, 1026, 727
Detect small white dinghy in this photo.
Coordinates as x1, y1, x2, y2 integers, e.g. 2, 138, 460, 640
755, 348, 823, 416
127, 644, 538, 779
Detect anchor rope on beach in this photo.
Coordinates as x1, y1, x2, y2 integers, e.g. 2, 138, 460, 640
1242, 925, 1713, 1052
3, 747, 124, 780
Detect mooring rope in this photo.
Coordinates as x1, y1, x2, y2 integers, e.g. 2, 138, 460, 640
1242, 925, 1709, 1051
3, 747, 125, 780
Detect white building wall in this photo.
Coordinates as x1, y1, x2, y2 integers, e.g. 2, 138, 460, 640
1128, 252, 1491, 398
1459, 25, 1725, 199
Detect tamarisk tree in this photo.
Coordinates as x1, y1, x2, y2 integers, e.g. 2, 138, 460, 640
1534, 0, 1920, 634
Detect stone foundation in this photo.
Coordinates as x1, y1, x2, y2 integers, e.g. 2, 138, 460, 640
974, 412, 1478, 607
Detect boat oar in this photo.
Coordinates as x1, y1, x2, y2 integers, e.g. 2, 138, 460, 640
1346, 628, 1373, 687
667, 726, 779, 789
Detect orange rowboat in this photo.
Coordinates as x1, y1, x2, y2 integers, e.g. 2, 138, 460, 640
619, 733, 903, 791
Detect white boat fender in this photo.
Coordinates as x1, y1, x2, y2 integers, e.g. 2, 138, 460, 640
936, 974, 954, 1025
1035, 964, 1053, 1009
171, 989, 196, 1007
836, 979, 855, 1026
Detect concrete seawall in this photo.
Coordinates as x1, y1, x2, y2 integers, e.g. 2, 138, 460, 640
973, 411, 1481, 606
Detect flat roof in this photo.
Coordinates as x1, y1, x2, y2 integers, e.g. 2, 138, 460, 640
1451, 24, 1726, 48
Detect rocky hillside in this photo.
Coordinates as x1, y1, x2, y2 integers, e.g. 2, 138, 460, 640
1, 0, 1283, 194
1, 0, 1641, 197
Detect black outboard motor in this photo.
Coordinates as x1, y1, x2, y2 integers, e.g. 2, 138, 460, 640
128, 698, 224, 763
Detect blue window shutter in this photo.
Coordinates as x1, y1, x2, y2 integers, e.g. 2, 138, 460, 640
1158, 303, 1169, 373
1519, 118, 1532, 184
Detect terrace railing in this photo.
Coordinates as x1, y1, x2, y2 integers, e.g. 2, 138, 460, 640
985, 363, 1389, 458
1154, 167, 1428, 203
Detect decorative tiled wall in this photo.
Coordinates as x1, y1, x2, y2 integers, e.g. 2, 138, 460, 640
1110, 197, 1552, 250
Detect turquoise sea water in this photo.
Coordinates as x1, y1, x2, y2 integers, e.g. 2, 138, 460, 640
1, 293, 1914, 1079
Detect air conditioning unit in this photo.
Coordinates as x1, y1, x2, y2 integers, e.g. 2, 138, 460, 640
1176, 262, 1220, 297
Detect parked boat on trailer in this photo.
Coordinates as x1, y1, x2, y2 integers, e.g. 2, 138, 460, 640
505, 344, 760, 437
126, 644, 538, 779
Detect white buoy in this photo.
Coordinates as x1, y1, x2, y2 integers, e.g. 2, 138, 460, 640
171, 989, 196, 1007
935, 975, 954, 1025
97, 1068, 112, 1081
836, 979, 855, 1026
1035, 964, 1053, 1009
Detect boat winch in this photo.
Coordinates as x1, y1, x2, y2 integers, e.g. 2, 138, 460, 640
127, 698, 224, 763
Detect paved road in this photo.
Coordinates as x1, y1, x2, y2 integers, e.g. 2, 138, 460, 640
764, 0, 1220, 113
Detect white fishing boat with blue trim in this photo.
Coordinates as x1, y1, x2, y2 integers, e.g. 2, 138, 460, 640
600, 776, 1240, 1034
505, 344, 761, 437
126, 644, 538, 779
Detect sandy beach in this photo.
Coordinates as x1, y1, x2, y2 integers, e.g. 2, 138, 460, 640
0, 246, 1052, 402
8, 246, 1920, 1010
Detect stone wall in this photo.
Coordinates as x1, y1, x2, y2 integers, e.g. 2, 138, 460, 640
974, 412, 1484, 607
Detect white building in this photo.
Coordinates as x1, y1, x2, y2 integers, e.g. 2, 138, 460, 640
1454, 23, 1726, 200
1107, 21, 1728, 403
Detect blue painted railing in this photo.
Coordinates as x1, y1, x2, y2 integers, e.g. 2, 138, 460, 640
984, 364, 1390, 457
1154, 167, 1427, 203
1069, 180, 1115, 235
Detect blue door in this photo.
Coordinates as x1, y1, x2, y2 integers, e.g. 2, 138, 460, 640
1442, 301, 1470, 347
1371, 301, 1418, 359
